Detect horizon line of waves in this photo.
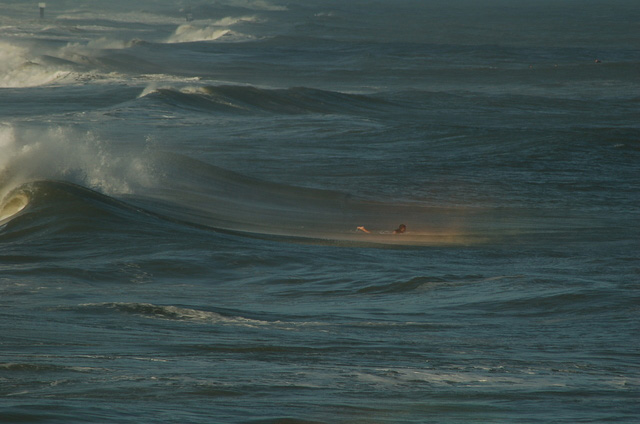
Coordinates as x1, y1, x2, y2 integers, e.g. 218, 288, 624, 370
55, 11, 184, 26
139, 84, 396, 115
189, 1, 288, 15
53, 1, 285, 26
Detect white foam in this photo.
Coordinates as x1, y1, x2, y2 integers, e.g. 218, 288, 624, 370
57, 36, 131, 63
166, 17, 258, 43
167, 25, 233, 43
0, 124, 153, 201
212, 16, 261, 26
0, 40, 71, 88
82, 302, 272, 328
0, 34, 142, 88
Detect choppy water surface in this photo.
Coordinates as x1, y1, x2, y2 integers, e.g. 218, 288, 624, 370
1, 1, 639, 422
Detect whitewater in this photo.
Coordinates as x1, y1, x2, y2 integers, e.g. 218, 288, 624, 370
1, 0, 639, 423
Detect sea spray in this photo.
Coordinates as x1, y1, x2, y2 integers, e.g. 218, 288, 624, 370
0, 40, 71, 87
57, 37, 132, 63
166, 17, 259, 43
0, 124, 153, 200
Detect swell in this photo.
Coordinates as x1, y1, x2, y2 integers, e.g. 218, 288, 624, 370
141, 85, 395, 115
0, 124, 566, 247
0, 118, 580, 247
0, 153, 498, 247
124, 152, 501, 246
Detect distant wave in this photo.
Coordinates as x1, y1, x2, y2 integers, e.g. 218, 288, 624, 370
166, 17, 259, 44
0, 40, 75, 88
139, 85, 394, 115
0, 38, 136, 88
167, 26, 252, 44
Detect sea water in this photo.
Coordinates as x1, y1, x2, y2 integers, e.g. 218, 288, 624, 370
1, 0, 639, 422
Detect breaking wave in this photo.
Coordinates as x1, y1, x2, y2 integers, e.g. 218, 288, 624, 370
0, 124, 141, 201
0, 190, 28, 225
167, 26, 248, 43
0, 40, 74, 88
0, 38, 136, 88
0, 126, 486, 246
167, 17, 259, 43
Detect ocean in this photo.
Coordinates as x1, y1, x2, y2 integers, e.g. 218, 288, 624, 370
1, 0, 639, 422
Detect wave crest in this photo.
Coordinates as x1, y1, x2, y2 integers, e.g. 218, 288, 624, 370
0, 190, 28, 225
167, 17, 258, 43
0, 38, 133, 88
140, 84, 392, 115
0, 124, 150, 205
0, 41, 73, 88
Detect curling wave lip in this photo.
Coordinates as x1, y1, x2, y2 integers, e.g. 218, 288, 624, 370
0, 191, 29, 225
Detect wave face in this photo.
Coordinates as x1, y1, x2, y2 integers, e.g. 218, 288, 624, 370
0, 144, 497, 247
1, 1, 639, 424
140, 85, 394, 116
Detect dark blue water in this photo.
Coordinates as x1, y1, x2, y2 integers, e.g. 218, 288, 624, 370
1, 1, 639, 422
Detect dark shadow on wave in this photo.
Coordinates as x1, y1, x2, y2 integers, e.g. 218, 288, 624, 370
146, 85, 396, 115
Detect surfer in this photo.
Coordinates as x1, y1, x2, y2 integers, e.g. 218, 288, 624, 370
357, 224, 406, 234
393, 224, 407, 234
